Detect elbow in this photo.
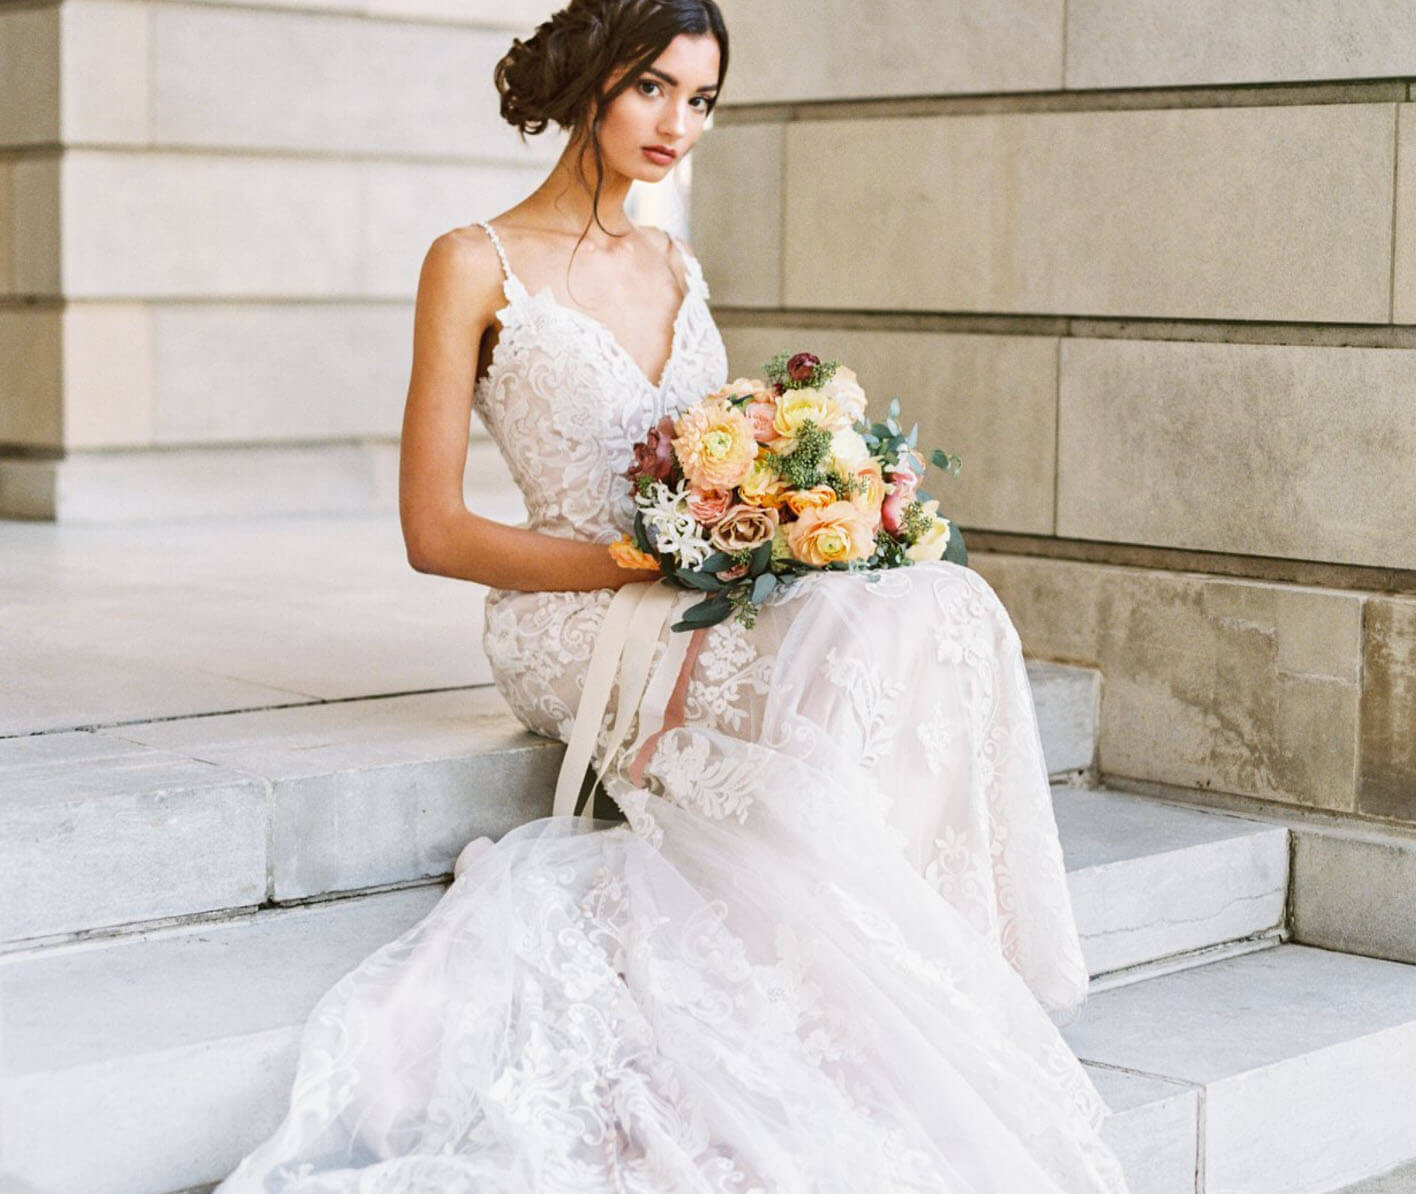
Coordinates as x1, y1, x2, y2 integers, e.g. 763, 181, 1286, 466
402, 522, 441, 575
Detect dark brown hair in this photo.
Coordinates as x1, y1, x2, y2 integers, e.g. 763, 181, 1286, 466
493, 0, 729, 250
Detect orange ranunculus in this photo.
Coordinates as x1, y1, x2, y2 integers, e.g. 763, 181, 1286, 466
782, 484, 839, 517
672, 400, 758, 492
785, 501, 875, 567
738, 454, 789, 508
608, 535, 660, 572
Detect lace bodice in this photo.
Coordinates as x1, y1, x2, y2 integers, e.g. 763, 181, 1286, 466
471, 219, 728, 544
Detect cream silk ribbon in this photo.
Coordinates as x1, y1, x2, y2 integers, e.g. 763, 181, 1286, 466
551, 580, 681, 826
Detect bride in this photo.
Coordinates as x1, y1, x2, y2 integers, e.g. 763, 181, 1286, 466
215, 1, 1132, 1190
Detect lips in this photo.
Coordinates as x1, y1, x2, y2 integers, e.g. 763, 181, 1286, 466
644, 145, 678, 160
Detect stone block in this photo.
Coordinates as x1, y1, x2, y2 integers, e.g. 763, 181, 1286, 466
0, 160, 12, 294
784, 104, 1395, 323
1396, 105, 1416, 324
1084, 1065, 1198, 1194
150, 302, 407, 442
686, 122, 783, 308
61, 0, 150, 145
0, 307, 62, 448
107, 689, 561, 900
1068, 0, 1416, 90
149, 4, 544, 159
56, 150, 546, 299
1360, 597, 1416, 821
715, 0, 1063, 102
1063, 944, 1416, 1194
64, 303, 154, 448
11, 155, 61, 296
1029, 661, 1100, 774
0, 6, 60, 145
717, 324, 1057, 534
1057, 338, 1416, 570
973, 553, 1366, 814
1292, 824, 1416, 965
0, 731, 267, 945
0, 441, 405, 522
1056, 786, 1288, 975
0, 887, 443, 1193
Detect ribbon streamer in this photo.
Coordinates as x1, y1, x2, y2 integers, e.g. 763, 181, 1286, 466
551, 580, 680, 825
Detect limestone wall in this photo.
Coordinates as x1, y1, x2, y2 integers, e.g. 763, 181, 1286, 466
0, 0, 561, 516
701, 0, 1416, 827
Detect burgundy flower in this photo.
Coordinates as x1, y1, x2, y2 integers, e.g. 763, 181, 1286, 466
624, 414, 678, 483
786, 352, 820, 383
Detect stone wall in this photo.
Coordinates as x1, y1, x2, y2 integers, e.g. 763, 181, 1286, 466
700, 1, 1416, 828
0, 0, 561, 518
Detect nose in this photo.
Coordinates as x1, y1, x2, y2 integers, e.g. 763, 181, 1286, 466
659, 99, 689, 140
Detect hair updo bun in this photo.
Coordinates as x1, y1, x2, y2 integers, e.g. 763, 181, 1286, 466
493, 0, 728, 142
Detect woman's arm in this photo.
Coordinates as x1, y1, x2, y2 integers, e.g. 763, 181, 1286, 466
398, 232, 659, 592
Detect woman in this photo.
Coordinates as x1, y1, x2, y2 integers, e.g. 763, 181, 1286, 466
215, 1, 1133, 1190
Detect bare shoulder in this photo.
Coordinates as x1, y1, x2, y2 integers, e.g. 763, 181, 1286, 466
418, 225, 505, 325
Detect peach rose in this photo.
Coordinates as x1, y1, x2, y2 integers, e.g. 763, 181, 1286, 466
709, 504, 779, 553
687, 487, 732, 524
782, 485, 839, 517
673, 400, 758, 492
785, 501, 876, 567
743, 400, 779, 443
850, 459, 886, 527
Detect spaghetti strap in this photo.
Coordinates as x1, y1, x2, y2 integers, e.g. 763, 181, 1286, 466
476, 220, 516, 285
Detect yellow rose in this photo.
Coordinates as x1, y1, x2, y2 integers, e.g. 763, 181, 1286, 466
772, 388, 850, 440
782, 484, 838, 517
738, 453, 789, 508
786, 500, 876, 567
672, 400, 758, 492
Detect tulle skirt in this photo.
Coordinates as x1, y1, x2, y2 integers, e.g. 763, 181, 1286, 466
214, 562, 1132, 1193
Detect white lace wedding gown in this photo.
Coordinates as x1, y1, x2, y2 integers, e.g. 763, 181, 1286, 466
213, 220, 1132, 1193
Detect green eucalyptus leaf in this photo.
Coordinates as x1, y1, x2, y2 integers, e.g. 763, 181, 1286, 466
751, 572, 777, 603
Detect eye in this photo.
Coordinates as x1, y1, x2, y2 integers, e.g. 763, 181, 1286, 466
636, 79, 714, 112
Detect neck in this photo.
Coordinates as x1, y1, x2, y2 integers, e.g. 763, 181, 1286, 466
521, 131, 637, 243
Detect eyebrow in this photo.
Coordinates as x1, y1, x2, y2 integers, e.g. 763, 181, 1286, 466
642, 66, 719, 94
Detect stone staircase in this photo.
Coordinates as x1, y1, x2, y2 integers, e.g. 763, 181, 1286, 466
3, 662, 1415, 1194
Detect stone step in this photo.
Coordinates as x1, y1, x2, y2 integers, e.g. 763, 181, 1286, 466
1052, 785, 1289, 977
0, 660, 1102, 951
2, 891, 1412, 1194
1065, 944, 1416, 1194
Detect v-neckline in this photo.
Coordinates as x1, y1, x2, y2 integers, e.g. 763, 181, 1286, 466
518, 274, 693, 394
483, 220, 695, 394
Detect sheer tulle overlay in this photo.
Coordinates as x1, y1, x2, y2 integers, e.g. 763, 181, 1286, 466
214, 221, 1131, 1193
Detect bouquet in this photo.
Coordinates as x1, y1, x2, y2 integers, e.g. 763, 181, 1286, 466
610, 350, 965, 632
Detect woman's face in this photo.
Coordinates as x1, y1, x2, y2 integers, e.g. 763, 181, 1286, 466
591, 33, 721, 180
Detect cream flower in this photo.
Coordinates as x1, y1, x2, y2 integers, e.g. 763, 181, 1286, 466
828, 427, 871, 470
905, 499, 953, 563
673, 400, 758, 492
819, 364, 867, 425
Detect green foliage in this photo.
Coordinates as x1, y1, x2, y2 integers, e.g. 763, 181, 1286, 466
764, 420, 833, 490
761, 351, 843, 391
